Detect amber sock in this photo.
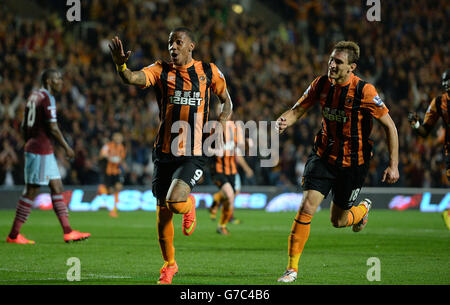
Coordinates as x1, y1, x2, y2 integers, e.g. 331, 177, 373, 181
113, 192, 119, 211
157, 206, 175, 264
346, 204, 368, 226
219, 201, 233, 227
213, 191, 223, 206
287, 211, 313, 271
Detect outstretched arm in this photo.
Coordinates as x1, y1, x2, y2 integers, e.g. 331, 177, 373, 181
377, 113, 399, 184
275, 102, 307, 134
109, 36, 146, 86
408, 112, 432, 137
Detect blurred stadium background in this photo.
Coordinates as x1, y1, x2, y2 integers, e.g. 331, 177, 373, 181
0, 0, 448, 212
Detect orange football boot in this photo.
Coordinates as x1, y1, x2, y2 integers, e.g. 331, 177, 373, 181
157, 261, 179, 284
64, 230, 91, 243
182, 195, 197, 236
6, 234, 35, 245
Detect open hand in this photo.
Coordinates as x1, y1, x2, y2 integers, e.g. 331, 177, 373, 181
108, 36, 131, 65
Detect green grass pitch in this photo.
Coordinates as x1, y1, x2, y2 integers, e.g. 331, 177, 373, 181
0, 209, 448, 285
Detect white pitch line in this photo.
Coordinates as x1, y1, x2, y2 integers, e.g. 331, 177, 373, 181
0, 268, 132, 280
0, 278, 63, 282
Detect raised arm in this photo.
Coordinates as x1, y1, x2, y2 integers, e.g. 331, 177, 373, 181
109, 36, 146, 86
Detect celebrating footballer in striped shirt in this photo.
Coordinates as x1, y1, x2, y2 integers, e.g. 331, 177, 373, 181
275, 41, 399, 283
109, 27, 233, 284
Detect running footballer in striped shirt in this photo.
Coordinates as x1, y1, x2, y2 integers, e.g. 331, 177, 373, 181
408, 69, 450, 229
408, 69, 450, 184
208, 113, 254, 235
275, 41, 400, 283
99, 132, 126, 218
109, 27, 233, 284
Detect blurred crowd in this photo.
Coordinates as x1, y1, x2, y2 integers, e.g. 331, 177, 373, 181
0, 0, 448, 188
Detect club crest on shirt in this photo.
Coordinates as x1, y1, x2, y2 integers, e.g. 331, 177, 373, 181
199, 75, 206, 83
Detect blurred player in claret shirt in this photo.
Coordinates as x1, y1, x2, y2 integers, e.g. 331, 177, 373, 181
99, 132, 126, 218
275, 41, 399, 282
109, 27, 233, 284
6, 69, 91, 244
408, 69, 450, 229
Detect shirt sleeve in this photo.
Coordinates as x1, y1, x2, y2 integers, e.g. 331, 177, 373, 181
140, 61, 163, 89
360, 83, 389, 119
423, 97, 440, 127
41, 92, 57, 123
210, 63, 227, 96
296, 76, 322, 111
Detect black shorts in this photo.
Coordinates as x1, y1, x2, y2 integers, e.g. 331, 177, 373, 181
302, 153, 369, 210
152, 155, 206, 201
211, 171, 236, 192
104, 174, 124, 187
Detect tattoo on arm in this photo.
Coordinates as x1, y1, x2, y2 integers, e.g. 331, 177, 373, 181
133, 71, 146, 86
118, 70, 146, 86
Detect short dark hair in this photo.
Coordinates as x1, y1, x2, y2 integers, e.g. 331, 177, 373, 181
333, 41, 360, 64
40, 68, 59, 87
171, 27, 196, 43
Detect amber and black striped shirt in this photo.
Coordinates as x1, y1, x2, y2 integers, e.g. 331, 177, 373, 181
297, 73, 389, 167
141, 59, 227, 157
214, 121, 244, 176
423, 92, 449, 156
100, 141, 126, 176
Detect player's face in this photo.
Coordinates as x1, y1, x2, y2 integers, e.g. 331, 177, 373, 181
328, 50, 354, 82
113, 133, 123, 144
168, 31, 194, 66
49, 72, 63, 93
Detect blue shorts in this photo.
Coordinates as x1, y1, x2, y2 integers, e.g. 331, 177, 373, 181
24, 152, 61, 185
